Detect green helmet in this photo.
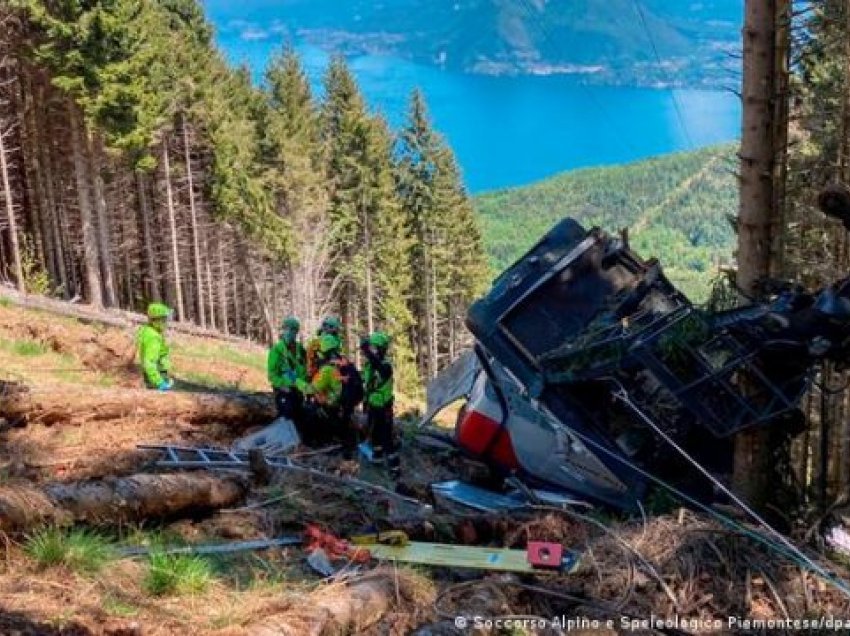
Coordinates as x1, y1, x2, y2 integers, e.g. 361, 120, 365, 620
147, 302, 171, 320
281, 316, 300, 332
369, 332, 391, 349
320, 316, 342, 334
318, 333, 341, 355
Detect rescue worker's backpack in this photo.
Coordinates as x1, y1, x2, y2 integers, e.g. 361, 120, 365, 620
334, 357, 364, 409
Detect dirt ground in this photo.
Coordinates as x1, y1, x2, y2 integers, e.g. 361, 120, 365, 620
2, 298, 850, 635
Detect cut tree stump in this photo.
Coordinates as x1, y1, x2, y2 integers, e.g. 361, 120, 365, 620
0, 472, 248, 532
0, 381, 273, 428
250, 572, 394, 636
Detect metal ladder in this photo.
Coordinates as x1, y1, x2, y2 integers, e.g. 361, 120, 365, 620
138, 444, 296, 470
137, 444, 430, 510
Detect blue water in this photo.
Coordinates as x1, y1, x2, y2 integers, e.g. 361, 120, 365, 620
211, 33, 741, 193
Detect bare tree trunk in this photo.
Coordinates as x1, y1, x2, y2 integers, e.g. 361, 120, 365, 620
204, 230, 216, 329
182, 113, 205, 327
240, 245, 275, 344
38, 91, 68, 297
68, 102, 102, 307
217, 231, 229, 335
425, 242, 439, 379
89, 134, 117, 306
55, 170, 79, 298
231, 244, 242, 335
136, 170, 160, 301
363, 198, 375, 334
838, 0, 850, 498
25, 79, 62, 290
162, 139, 184, 321
116, 177, 134, 307
20, 74, 54, 283
448, 300, 457, 362
0, 111, 23, 291
732, 0, 787, 506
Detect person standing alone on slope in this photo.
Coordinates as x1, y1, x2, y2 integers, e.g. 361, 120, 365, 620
267, 316, 307, 422
138, 302, 173, 391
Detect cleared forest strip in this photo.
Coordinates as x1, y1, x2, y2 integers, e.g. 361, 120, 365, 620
629, 152, 724, 236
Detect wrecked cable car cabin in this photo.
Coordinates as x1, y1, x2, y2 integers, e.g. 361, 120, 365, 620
453, 218, 834, 511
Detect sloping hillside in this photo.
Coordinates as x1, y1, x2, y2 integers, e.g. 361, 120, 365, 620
475, 145, 739, 300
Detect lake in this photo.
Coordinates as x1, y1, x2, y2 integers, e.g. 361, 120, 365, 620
213, 34, 741, 194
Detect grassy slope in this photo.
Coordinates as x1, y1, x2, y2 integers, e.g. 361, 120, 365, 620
474, 144, 739, 301
0, 296, 267, 392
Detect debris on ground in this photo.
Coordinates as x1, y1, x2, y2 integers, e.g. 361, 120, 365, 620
2, 297, 850, 634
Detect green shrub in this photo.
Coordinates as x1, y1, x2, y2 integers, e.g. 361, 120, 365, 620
143, 553, 213, 596
102, 595, 139, 618
11, 339, 49, 356
25, 528, 114, 573
20, 234, 52, 296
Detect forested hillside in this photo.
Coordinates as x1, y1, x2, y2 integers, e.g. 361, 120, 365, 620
475, 145, 738, 300
0, 0, 487, 390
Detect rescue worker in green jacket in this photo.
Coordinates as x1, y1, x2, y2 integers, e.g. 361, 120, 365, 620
267, 316, 307, 422
361, 332, 399, 478
306, 316, 343, 378
298, 333, 363, 457
137, 302, 173, 391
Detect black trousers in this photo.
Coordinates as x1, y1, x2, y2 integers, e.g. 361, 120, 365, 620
369, 403, 399, 478
274, 387, 303, 421
300, 402, 358, 455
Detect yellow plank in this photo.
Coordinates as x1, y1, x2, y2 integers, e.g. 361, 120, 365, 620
363, 542, 536, 572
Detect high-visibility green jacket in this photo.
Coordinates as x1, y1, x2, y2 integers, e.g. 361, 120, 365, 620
267, 339, 307, 390
137, 324, 171, 387
298, 359, 344, 407
314, 363, 343, 407
363, 358, 394, 408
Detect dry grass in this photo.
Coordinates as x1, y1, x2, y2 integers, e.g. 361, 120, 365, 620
0, 302, 267, 392
0, 304, 272, 485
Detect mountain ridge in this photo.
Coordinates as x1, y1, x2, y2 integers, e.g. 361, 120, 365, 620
205, 0, 743, 88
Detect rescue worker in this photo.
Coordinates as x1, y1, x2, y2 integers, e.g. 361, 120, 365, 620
306, 316, 343, 377
267, 316, 307, 421
361, 332, 399, 479
137, 302, 173, 391
298, 333, 363, 457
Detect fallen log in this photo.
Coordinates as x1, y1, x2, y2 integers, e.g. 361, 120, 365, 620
0, 382, 273, 428
250, 572, 394, 636
0, 472, 248, 532
0, 286, 256, 344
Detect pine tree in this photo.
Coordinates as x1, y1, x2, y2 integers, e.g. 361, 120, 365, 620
364, 116, 417, 391
1, 0, 484, 374
397, 89, 488, 379
322, 55, 371, 348
432, 146, 489, 359
263, 47, 330, 330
